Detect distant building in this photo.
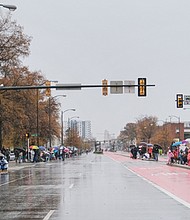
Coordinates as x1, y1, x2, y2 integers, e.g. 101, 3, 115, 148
64, 120, 92, 140
78, 120, 92, 139
184, 121, 190, 139
163, 122, 184, 141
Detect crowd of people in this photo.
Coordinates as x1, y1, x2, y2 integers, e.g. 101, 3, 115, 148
13, 146, 81, 163
0, 146, 90, 173
167, 145, 190, 166
129, 143, 190, 166
130, 144, 161, 161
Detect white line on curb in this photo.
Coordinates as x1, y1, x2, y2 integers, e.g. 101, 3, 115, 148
69, 183, 74, 189
43, 210, 55, 220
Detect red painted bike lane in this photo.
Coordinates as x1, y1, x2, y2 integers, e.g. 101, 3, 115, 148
105, 152, 190, 205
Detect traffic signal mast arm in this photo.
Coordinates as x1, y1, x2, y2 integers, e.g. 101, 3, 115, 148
0, 83, 155, 91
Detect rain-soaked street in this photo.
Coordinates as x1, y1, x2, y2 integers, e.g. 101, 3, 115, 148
0, 152, 190, 220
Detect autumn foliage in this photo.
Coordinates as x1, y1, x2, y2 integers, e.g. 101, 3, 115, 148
0, 15, 60, 149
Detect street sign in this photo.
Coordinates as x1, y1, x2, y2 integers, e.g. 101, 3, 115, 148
56, 83, 81, 90
184, 95, 190, 105
124, 80, 135, 94
110, 81, 123, 94
31, 134, 38, 137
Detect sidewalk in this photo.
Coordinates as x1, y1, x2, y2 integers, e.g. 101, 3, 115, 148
8, 161, 36, 171
116, 151, 190, 170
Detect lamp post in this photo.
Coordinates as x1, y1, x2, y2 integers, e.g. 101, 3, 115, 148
0, 4, 17, 11
61, 109, 76, 146
169, 115, 181, 140
48, 95, 66, 148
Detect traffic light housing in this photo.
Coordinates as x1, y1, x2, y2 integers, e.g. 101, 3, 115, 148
138, 78, 146, 96
176, 94, 183, 108
26, 133, 30, 138
45, 80, 51, 97
102, 79, 108, 96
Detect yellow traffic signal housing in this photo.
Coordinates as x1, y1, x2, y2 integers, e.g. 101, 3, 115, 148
176, 94, 183, 108
45, 80, 51, 97
138, 78, 146, 96
102, 79, 108, 96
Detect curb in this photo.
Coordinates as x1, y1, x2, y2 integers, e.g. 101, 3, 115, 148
116, 152, 190, 170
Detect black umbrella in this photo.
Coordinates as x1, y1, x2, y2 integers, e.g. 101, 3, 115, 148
14, 147, 26, 152
154, 144, 162, 149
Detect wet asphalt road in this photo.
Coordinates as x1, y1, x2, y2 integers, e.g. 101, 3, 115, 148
0, 153, 190, 220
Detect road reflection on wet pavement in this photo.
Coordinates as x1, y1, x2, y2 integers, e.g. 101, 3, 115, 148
1, 153, 190, 220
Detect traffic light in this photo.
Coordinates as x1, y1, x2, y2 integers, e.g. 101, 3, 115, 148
102, 79, 108, 96
138, 78, 146, 96
26, 133, 30, 138
176, 94, 183, 108
45, 80, 51, 97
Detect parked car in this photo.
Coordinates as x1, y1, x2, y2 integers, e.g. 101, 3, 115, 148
9, 152, 15, 161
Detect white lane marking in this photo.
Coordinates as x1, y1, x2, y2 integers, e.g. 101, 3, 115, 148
69, 183, 74, 189
125, 166, 190, 209
43, 210, 55, 220
0, 174, 33, 187
106, 155, 190, 209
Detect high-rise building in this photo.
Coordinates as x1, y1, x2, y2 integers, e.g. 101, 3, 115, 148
78, 120, 92, 139
63, 120, 92, 140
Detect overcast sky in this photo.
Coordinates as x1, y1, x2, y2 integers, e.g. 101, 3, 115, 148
2, 0, 190, 139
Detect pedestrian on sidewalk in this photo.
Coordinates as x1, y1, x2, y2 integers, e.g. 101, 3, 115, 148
153, 144, 159, 161
167, 150, 174, 165
187, 149, 190, 166
14, 149, 20, 163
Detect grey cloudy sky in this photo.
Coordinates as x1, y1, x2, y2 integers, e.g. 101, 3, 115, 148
3, 0, 190, 139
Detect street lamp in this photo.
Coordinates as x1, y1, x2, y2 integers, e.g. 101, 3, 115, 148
61, 109, 76, 146
169, 115, 181, 140
0, 4, 17, 11
49, 95, 67, 148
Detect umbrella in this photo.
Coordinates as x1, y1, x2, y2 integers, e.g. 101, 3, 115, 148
147, 143, 153, 147
64, 147, 70, 153
53, 146, 59, 151
39, 146, 46, 151
172, 141, 182, 147
14, 147, 26, 152
154, 144, 162, 149
60, 146, 65, 150
29, 145, 39, 150
140, 142, 148, 146
182, 140, 188, 144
